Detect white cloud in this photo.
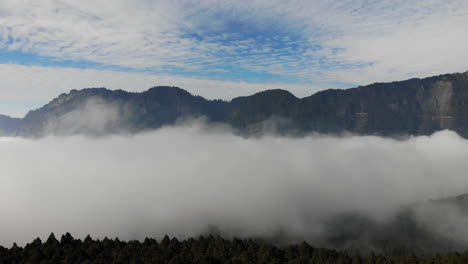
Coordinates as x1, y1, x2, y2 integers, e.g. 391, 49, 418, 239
0, 0, 467, 107
322, 0, 468, 83
1, 125, 468, 247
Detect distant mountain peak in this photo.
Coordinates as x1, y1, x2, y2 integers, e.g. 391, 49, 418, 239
231, 89, 298, 105
146, 86, 190, 94
251, 89, 297, 98
0, 114, 21, 136
1, 70, 468, 138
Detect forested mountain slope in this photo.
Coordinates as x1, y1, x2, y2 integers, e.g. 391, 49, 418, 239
1, 71, 467, 138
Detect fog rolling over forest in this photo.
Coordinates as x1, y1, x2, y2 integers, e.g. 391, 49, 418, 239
2, 119, 468, 252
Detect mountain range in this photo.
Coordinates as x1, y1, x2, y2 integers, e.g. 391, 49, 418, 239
1, 70, 468, 137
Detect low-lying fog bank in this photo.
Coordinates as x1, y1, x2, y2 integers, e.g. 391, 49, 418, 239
1, 123, 468, 252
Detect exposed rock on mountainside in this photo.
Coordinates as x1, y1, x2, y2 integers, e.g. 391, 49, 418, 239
1, 71, 468, 137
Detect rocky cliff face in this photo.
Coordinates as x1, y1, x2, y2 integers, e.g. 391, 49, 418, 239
2, 71, 468, 137
288, 71, 468, 137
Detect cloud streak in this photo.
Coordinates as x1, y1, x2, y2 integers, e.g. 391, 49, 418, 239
1, 0, 467, 89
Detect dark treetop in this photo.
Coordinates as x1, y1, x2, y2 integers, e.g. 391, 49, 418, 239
2, 234, 468, 264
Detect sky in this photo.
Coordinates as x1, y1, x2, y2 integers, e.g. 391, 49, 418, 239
1, 0, 468, 117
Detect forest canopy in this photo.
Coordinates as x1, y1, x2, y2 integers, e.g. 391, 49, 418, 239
1, 234, 468, 264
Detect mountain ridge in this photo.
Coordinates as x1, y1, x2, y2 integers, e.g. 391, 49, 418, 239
2, 70, 468, 137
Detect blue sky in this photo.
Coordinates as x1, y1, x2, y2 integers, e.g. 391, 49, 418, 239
0, 0, 467, 117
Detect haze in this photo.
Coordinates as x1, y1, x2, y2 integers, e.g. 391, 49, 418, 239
1, 122, 468, 248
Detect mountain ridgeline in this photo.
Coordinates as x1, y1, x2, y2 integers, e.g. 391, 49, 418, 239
2, 71, 468, 137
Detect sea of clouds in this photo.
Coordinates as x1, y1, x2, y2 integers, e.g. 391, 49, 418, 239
2, 122, 468, 250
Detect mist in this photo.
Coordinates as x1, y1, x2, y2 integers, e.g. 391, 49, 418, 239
1, 123, 468, 251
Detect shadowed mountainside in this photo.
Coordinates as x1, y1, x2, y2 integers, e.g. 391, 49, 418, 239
1, 70, 467, 137
0, 115, 21, 136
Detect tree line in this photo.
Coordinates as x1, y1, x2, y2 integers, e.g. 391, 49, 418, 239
1, 233, 468, 264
